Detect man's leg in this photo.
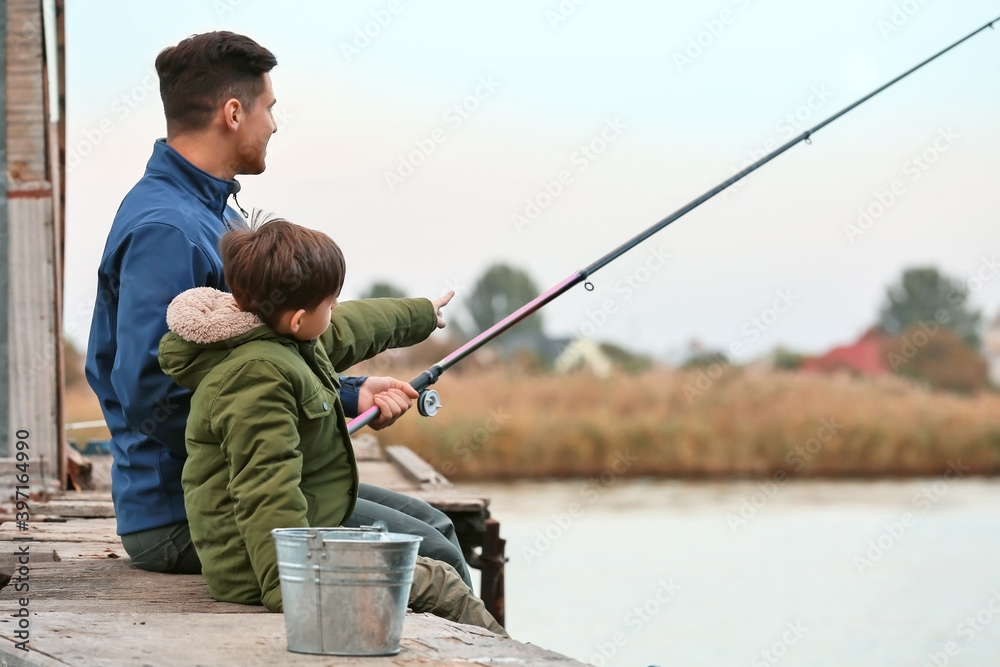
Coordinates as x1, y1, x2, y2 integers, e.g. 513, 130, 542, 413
120, 521, 201, 574
345, 484, 473, 588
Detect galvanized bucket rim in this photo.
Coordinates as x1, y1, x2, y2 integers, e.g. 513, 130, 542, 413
271, 526, 423, 545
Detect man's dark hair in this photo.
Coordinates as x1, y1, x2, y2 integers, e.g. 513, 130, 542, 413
155, 31, 277, 134
219, 216, 346, 328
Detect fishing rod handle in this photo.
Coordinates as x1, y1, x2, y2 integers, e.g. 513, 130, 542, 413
346, 367, 443, 435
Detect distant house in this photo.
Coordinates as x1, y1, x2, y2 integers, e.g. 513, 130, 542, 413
801, 328, 890, 376
987, 313, 1000, 386
553, 337, 613, 378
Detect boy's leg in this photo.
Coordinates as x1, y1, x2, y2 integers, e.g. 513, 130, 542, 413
120, 521, 202, 574
345, 484, 474, 588
408, 555, 508, 637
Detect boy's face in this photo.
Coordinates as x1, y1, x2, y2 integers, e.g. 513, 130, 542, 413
291, 293, 339, 341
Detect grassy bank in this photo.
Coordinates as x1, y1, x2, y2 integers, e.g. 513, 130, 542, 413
374, 366, 1000, 480
66, 364, 1000, 480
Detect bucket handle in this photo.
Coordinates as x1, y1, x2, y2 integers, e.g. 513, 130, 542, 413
304, 522, 389, 561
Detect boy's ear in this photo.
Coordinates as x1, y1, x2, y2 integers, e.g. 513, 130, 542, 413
289, 309, 306, 333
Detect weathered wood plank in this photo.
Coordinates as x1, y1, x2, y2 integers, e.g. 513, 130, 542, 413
0, 612, 580, 666
0, 635, 70, 667
385, 445, 453, 487
29, 500, 114, 519
6, 0, 47, 184
0, 518, 119, 543
7, 196, 59, 467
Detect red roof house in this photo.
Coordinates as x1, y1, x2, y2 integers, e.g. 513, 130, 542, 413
801, 328, 890, 376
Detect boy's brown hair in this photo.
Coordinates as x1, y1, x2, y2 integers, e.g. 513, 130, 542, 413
219, 215, 346, 328
155, 31, 277, 135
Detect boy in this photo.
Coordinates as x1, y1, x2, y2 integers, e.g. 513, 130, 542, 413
158, 216, 504, 634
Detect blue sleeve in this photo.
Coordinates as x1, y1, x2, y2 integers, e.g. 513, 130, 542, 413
338, 376, 368, 417
110, 223, 217, 456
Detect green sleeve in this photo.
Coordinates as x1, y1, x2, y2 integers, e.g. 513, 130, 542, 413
320, 297, 437, 372
210, 359, 306, 613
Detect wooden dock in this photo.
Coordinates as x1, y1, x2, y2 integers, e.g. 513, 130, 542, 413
0, 438, 581, 666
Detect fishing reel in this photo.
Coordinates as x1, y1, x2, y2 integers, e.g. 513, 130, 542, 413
417, 389, 442, 417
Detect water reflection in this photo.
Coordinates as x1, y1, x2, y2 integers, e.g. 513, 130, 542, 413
463, 478, 1000, 666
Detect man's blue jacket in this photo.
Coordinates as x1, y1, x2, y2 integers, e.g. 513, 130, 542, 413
85, 140, 363, 536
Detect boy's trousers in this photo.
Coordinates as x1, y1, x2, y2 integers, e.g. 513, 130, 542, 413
409, 556, 508, 637
344, 484, 474, 588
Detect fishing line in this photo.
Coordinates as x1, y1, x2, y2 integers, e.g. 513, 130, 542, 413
349, 15, 999, 434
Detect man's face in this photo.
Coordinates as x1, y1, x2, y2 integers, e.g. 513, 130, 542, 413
234, 73, 277, 175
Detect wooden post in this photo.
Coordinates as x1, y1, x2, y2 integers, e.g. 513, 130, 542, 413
479, 517, 507, 628
3, 0, 60, 483
0, 0, 9, 456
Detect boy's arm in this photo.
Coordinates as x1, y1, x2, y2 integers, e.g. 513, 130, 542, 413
212, 360, 308, 612
320, 298, 437, 372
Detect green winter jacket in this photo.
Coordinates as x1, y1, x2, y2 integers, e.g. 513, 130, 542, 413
158, 287, 436, 612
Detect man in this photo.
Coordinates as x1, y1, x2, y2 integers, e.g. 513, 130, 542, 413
85, 31, 471, 585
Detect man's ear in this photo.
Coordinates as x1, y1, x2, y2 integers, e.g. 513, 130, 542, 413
222, 98, 243, 131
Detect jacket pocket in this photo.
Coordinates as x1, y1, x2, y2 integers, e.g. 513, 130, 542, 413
301, 389, 333, 420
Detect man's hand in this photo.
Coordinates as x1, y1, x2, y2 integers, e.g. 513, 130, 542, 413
357, 376, 418, 430
431, 291, 455, 329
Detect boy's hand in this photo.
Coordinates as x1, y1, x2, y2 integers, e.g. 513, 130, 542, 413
431, 291, 454, 329
359, 376, 419, 429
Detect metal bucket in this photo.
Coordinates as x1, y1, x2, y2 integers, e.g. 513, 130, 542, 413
271, 525, 422, 656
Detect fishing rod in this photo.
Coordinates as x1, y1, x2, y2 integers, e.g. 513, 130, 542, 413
348, 15, 999, 435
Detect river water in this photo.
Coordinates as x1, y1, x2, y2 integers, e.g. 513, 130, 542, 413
460, 477, 1000, 666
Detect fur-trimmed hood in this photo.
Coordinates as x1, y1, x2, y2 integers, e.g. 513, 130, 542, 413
159, 287, 281, 391
166, 287, 264, 344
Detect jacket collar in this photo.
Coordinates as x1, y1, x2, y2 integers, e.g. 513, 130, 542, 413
146, 139, 241, 216
166, 287, 266, 345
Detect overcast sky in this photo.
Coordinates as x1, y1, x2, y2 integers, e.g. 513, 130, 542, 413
63, 0, 1000, 362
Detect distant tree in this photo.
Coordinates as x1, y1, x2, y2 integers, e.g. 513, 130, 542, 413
360, 281, 406, 299
772, 346, 807, 371
465, 263, 543, 337
878, 267, 981, 349
885, 325, 987, 394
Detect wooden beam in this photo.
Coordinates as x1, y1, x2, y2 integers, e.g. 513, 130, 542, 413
0, 0, 9, 456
